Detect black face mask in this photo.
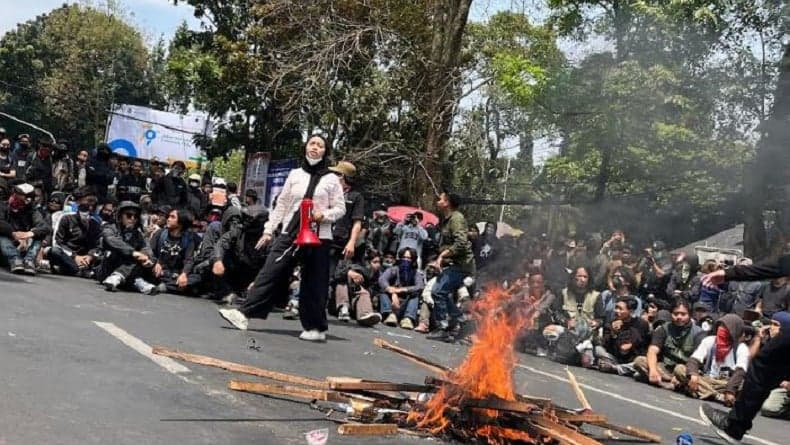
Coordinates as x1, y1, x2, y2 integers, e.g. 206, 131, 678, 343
77, 203, 91, 213
19, 143, 30, 150
100, 212, 114, 222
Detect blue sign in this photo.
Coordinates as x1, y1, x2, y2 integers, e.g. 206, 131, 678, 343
265, 159, 298, 207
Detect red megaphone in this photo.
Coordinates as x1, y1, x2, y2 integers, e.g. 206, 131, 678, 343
294, 198, 321, 247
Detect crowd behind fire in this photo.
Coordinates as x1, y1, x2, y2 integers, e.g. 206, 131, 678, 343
0, 131, 788, 421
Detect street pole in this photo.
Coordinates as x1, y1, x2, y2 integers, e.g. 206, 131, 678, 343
499, 157, 511, 223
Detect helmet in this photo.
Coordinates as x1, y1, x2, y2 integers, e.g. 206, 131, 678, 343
116, 201, 142, 225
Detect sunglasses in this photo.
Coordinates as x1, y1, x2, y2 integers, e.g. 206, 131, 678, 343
122, 212, 139, 219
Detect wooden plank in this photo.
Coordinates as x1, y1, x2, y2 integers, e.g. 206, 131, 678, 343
528, 416, 605, 445
590, 421, 661, 443
566, 368, 593, 411
227, 380, 349, 403
152, 346, 327, 388
337, 423, 398, 436
555, 411, 608, 424
460, 396, 538, 415
373, 338, 451, 375
326, 377, 432, 393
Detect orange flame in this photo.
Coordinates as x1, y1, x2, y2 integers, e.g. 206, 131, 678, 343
410, 286, 536, 443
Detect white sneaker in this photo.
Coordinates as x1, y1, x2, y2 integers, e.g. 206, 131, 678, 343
103, 273, 125, 292
283, 299, 299, 319
133, 277, 158, 295
384, 313, 398, 326
338, 304, 350, 322
298, 330, 326, 342
219, 308, 249, 331
357, 312, 382, 327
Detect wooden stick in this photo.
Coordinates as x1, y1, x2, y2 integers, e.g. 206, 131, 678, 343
326, 377, 432, 393
590, 421, 661, 443
152, 346, 327, 388
373, 338, 451, 375
227, 380, 350, 403
565, 368, 592, 411
555, 411, 608, 424
529, 416, 604, 445
460, 396, 539, 415
337, 423, 399, 436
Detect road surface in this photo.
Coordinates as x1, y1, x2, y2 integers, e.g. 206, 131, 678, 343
1, 271, 786, 444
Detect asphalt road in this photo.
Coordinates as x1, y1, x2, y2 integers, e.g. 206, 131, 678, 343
1, 270, 786, 445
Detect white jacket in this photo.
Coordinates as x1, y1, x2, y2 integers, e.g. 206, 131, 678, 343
264, 167, 346, 240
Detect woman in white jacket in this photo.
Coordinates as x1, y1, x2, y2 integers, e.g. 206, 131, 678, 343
219, 135, 345, 342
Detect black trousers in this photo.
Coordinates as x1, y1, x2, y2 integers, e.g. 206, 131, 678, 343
299, 242, 331, 332
240, 234, 300, 319
49, 246, 81, 276
728, 329, 790, 436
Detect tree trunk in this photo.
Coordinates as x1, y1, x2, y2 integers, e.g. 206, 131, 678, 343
414, 0, 473, 208
743, 43, 790, 259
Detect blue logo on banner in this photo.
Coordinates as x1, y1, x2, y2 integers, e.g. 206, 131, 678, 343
108, 139, 138, 158
676, 432, 693, 445
144, 129, 157, 146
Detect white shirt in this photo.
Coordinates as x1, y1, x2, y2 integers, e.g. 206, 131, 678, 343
264, 167, 345, 240
690, 336, 750, 379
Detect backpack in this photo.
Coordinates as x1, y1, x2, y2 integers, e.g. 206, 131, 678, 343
549, 331, 582, 366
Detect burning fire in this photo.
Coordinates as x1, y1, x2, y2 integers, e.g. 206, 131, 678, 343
409, 286, 537, 443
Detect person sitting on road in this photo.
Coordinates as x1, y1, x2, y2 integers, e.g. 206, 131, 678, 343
517, 270, 557, 356
378, 247, 425, 329
633, 298, 702, 389
675, 314, 749, 406
597, 265, 643, 324
150, 208, 199, 295
393, 212, 428, 266
212, 207, 268, 305
332, 258, 384, 327
0, 182, 50, 275
48, 186, 102, 278
98, 201, 157, 294
550, 266, 602, 337
666, 253, 701, 302
587, 296, 651, 375
756, 312, 790, 420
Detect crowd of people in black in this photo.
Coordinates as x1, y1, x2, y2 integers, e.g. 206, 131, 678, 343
1, 130, 788, 431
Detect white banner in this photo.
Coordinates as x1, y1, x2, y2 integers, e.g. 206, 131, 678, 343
105, 104, 210, 167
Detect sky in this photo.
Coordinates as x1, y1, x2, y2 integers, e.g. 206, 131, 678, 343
0, 0, 201, 44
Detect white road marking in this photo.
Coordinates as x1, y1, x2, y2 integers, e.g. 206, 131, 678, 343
516, 364, 779, 445
93, 321, 190, 375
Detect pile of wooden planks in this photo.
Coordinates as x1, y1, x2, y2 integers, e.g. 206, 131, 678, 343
152, 340, 660, 444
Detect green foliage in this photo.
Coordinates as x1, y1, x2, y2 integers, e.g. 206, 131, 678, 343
211, 149, 245, 185
0, 4, 160, 149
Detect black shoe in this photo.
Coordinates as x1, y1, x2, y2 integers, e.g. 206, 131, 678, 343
426, 328, 451, 341
699, 404, 743, 444
22, 260, 37, 276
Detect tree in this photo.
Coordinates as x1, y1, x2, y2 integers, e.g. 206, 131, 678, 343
0, 4, 160, 149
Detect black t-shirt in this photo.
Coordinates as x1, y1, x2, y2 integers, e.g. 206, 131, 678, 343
332, 189, 365, 244
0, 154, 12, 174
153, 229, 196, 274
